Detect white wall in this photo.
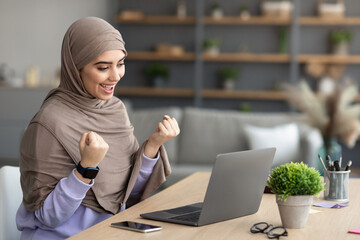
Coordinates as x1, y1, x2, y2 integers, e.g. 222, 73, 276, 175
0, 0, 119, 85
0, 0, 119, 161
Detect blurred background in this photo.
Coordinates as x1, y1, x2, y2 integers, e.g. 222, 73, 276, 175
1, 0, 360, 173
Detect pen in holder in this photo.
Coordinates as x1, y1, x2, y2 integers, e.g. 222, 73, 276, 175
324, 170, 350, 201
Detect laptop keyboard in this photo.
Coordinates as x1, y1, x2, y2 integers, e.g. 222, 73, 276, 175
170, 211, 201, 222
165, 205, 201, 215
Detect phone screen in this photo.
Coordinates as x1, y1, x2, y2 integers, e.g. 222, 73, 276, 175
111, 221, 162, 233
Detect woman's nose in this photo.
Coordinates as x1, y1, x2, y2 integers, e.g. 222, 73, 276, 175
109, 68, 121, 82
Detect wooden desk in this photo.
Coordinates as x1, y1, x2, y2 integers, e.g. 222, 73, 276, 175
68, 172, 360, 240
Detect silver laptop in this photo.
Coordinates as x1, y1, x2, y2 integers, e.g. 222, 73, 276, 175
140, 148, 276, 227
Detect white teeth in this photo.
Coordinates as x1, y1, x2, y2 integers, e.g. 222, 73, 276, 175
101, 84, 114, 88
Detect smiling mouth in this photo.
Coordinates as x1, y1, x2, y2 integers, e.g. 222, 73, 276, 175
100, 83, 115, 93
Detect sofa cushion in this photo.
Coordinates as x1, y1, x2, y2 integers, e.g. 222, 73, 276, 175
243, 123, 300, 167
178, 107, 310, 165
128, 107, 182, 164
178, 107, 248, 165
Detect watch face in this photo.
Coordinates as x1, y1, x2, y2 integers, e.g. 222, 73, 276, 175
84, 168, 99, 179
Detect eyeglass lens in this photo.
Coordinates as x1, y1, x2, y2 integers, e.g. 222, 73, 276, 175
251, 222, 287, 239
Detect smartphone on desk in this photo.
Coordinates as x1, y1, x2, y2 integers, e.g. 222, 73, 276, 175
111, 221, 162, 233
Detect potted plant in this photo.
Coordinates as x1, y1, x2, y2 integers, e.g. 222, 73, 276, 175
329, 29, 353, 55
211, 3, 223, 19
144, 63, 169, 88
239, 5, 250, 20
267, 162, 324, 229
218, 67, 239, 90
203, 38, 220, 55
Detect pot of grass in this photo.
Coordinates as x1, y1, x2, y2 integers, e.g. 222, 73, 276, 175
203, 38, 220, 56
267, 162, 324, 229
329, 29, 353, 55
145, 63, 169, 88
219, 67, 239, 90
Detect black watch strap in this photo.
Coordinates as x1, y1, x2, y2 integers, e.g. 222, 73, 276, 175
76, 162, 99, 179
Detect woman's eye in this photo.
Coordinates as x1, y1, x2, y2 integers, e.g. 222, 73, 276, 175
98, 67, 108, 71
118, 63, 125, 67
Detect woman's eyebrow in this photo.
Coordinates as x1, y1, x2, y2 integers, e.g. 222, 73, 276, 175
94, 56, 126, 65
94, 61, 112, 65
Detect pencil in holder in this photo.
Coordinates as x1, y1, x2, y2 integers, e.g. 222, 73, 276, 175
324, 170, 350, 201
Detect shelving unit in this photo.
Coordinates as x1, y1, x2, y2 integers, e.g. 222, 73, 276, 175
115, 87, 287, 100
114, 0, 360, 109
202, 53, 290, 63
203, 16, 291, 25
115, 86, 194, 98
127, 52, 195, 61
298, 54, 360, 64
114, 15, 196, 25
299, 17, 360, 25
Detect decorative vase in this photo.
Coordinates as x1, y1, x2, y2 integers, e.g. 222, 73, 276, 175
276, 195, 313, 229
318, 138, 342, 176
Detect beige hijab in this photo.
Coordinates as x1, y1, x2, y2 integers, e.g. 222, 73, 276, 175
20, 17, 171, 214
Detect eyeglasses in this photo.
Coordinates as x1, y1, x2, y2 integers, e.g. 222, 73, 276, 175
250, 222, 288, 239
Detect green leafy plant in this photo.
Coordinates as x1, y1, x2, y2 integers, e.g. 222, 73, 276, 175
211, 3, 221, 10
240, 5, 249, 12
203, 38, 220, 48
219, 67, 239, 81
267, 162, 324, 201
329, 29, 353, 44
144, 63, 169, 79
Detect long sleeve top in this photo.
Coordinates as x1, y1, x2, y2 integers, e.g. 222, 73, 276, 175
16, 153, 159, 240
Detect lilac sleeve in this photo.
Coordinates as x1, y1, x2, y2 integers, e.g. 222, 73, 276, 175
34, 169, 93, 228
29, 152, 158, 228
130, 152, 159, 196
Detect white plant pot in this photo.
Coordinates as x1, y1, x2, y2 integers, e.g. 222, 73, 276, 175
204, 47, 219, 56
223, 80, 236, 90
240, 11, 250, 20
211, 9, 223, 19
332, 42, 349, 55
276, 195, 313, 229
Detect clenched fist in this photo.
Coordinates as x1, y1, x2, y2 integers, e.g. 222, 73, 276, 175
79, 131, 109, 168
145, 115, 180, 158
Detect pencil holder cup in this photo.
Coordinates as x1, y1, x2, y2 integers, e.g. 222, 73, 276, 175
324, 170, 350, 201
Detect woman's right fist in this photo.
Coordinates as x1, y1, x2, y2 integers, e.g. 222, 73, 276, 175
79, 131, 109, 168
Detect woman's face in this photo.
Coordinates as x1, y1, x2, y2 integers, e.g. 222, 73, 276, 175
80, 50, 126, 100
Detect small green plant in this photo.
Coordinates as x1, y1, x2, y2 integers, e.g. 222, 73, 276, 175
203, 38, 220, 48
145, 63, 169, 79
211, 3, 221, 10
219, 67, 239, 80
240, 5, 249, 12
329, 29, 353, 43
267, 162, 324, 201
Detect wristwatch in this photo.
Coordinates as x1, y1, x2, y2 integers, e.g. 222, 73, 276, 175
76, 162, 99, 179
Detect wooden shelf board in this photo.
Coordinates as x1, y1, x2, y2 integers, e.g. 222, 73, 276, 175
299, 17, 360, 25
114, 87, 194, 98
203, 16, 291, 25
298, 54, 360, 64
115, 15, 195, 24
201, 89, 287, 100
127, 51, 195, 61
203, 53, 290, 63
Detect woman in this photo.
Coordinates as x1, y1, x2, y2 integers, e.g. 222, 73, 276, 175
16, 17, 180, 239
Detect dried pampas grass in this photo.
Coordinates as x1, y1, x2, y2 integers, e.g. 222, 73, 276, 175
283, 79, 360, 148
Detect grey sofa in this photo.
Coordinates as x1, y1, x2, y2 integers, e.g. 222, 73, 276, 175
127, 106, 323, 188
